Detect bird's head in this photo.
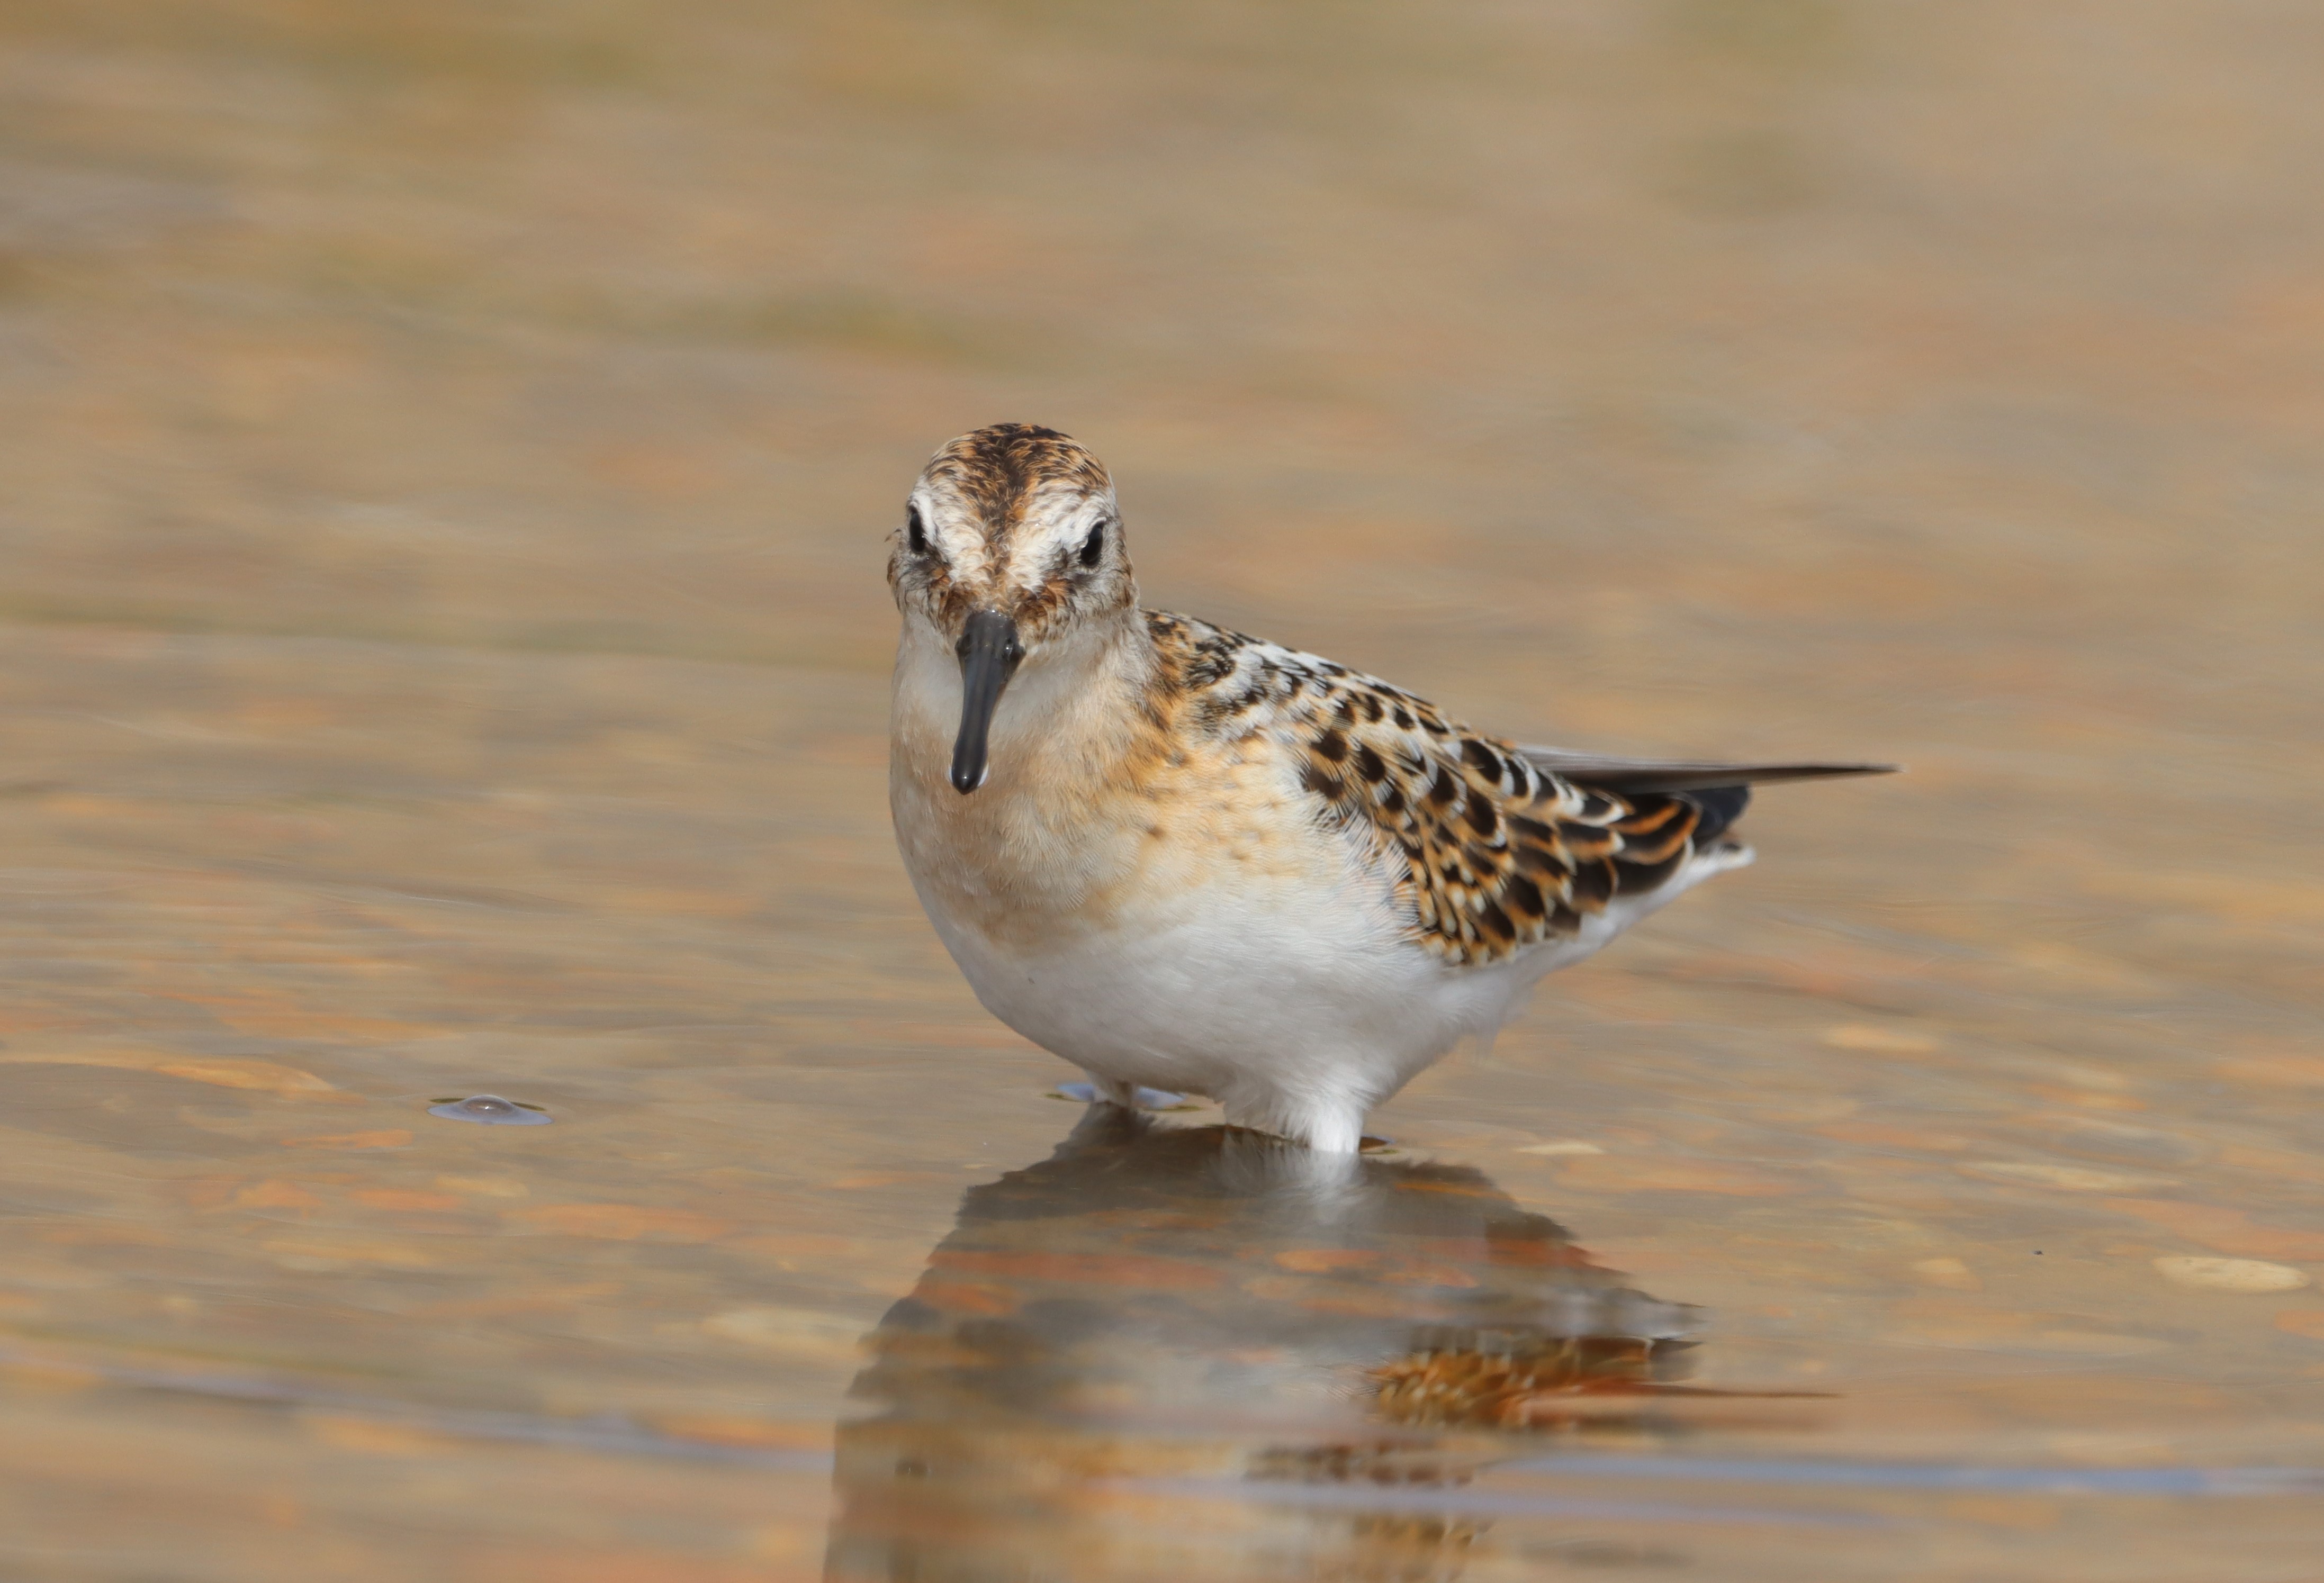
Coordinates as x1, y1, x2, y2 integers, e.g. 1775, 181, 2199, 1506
888, 423, 1138, 793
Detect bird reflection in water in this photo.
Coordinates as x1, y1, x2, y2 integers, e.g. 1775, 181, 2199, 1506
826, 1107, 1762, 1582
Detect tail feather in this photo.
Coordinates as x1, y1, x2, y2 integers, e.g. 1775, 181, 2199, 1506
1680, 784, 1751, 847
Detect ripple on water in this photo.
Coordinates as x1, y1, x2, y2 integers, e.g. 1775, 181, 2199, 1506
426, 1094, 553, 1126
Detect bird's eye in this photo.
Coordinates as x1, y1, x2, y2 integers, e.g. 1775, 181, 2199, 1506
906, 505, 931, 556
1078, 522, 1106, 568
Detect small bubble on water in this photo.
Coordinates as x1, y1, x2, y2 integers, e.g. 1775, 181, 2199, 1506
428, 1093, 553, 1126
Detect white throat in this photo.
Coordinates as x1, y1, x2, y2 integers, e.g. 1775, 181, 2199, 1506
891, 608, 1148, 797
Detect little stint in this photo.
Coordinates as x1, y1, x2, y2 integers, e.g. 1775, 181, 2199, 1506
889, 424, 1889, 1152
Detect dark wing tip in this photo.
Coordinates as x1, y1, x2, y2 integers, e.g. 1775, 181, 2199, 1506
1515, 748, 1900, 795
1709, 762, 1902, 786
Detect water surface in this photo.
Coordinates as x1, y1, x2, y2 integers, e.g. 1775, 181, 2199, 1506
0, 2, 2320, 1578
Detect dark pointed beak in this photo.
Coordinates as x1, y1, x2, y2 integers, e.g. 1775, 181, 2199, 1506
950, 610, 1024, 794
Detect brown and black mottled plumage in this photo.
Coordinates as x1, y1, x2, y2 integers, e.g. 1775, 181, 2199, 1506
1145, 610, 1823, 966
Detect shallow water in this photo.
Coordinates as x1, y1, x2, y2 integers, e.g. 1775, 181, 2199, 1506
1, 2, 2321, 1578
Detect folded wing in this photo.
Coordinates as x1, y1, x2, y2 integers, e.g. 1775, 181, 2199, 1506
1146, 609, 1894, 971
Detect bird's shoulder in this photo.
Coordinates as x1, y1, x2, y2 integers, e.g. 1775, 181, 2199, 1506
1140, 608, 1735, 966
1142, 607, 1451, 743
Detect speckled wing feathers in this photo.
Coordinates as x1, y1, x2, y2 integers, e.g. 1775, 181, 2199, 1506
1146, 611, 1740, 967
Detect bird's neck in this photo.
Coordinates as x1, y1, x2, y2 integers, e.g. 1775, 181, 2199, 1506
891, 607, 1162, 937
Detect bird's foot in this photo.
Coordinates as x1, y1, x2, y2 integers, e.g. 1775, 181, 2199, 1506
1049, 1081, 1196, 1111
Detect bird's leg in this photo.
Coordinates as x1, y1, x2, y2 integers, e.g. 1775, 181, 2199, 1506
1296, 1106, 1367, 1155
1222, 1077, 1371, 1154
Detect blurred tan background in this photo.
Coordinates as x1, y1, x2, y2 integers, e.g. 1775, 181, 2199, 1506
6, 0, 2320, 1027
2, 4, 2322, 1580
5, 0, 2317, 691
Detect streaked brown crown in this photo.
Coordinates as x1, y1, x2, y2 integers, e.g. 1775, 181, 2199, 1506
921, 423, 1112, 544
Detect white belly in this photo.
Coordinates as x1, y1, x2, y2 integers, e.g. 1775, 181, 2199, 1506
905, 841, 1704, 1151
